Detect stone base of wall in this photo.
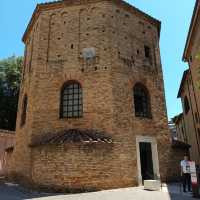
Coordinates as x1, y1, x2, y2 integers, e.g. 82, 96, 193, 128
30, 180, 135, 194
5, 172, 136, 194
5, 171, 136, 194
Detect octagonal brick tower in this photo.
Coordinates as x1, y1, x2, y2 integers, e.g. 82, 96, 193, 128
10, 0, 172, 190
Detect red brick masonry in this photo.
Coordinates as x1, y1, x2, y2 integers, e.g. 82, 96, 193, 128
0, 130, 15, 175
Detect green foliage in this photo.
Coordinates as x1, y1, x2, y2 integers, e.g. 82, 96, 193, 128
0, 56, 23, 131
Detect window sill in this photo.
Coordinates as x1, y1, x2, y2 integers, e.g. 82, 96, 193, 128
135, 115, 153, 120
59, 116, 83, 120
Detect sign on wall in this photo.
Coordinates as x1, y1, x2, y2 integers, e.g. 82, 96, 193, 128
189, 161, 198, 185
82, 48, 96, 59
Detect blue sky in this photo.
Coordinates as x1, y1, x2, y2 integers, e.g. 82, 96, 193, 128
0, 0, 196, 119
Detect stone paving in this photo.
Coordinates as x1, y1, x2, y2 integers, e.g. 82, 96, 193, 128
0, 182, 197, 200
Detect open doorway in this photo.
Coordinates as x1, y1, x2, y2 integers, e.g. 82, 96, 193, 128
139, 142, 154, 181
136, 136, 160, 185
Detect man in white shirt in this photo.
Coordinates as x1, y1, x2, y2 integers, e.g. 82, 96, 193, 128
180, 156, 191, 192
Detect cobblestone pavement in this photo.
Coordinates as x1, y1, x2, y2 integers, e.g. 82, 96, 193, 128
0, 182, 197, 200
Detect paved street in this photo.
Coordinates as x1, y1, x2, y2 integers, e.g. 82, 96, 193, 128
0, 182, 197, 200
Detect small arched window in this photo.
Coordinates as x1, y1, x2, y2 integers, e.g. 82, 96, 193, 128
133, 83, 151, 118
60, 81, 83, 118
21, 95, 28, 127
184, 96, 190, 114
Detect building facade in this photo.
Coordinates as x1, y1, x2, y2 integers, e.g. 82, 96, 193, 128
183, 0, 200, 117
6, 0, 178, 190
168, 120, 177, 140
173, 113, 187, 143
174, 69, 200, 165
173, 0, 200, 166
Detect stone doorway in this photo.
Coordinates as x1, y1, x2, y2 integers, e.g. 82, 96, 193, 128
139, 142, 154, 181
136, 136, 160, 185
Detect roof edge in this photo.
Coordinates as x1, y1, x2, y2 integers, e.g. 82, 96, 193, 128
22, 4, 41, 43
183, 0, 200, 62
177, 69, 189, 98
114, 0, 161, 35
172, 113, 183, 124
22, 0, 161, 43
29, 129, 113, 148
171, 139, 191, 149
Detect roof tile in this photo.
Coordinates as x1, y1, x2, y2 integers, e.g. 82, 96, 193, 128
30, 129, 113, 147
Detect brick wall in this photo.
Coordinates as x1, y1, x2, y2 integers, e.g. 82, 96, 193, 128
179, 71, 200, 165
166, 146, 189, 182
188, 11, 200, 164
182, 0, 200, 165
31, 143, 137, 190
189, 9, 200, 118
8, 0, 177, 190
0, 130, 15, 175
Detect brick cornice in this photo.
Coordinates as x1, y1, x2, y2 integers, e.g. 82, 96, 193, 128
22, 0, 161, 43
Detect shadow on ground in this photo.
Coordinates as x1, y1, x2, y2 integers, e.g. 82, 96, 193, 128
167, 183, 196, 200
0, 181, 198, 200
0, 182, 60, 200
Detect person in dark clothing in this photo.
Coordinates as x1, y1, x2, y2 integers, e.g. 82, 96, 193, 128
182, 173, 191, 192
181, 156, 191, 192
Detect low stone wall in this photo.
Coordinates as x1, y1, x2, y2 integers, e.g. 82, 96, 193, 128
0, 130, 15, 175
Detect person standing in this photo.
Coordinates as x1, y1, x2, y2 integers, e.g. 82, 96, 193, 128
181, 156, 191, 192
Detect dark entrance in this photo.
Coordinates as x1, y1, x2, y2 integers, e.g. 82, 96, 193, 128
139, 142, 154, 181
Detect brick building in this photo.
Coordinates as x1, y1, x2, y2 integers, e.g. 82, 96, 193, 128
168, 120, 177, 140
173, 113, 187, 143
173, 0, 200, 166
183, 0, 200, 116
173, 69, 200, 165
6, 0, 184, 190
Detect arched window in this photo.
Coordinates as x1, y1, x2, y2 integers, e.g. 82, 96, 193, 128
60, 81, 83, 118
21, 95, 28, 127
133, 83, 151, 118
184, 96, 190, 114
